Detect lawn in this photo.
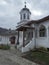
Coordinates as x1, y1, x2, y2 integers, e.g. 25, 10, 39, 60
22, 51, 49, 65
0, 44, 10, 50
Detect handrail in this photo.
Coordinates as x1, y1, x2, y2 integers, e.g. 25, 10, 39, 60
24, 37, 33, 46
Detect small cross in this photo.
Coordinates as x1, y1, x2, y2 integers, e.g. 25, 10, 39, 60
24, 2, 26, 8
25, 2, 26, 5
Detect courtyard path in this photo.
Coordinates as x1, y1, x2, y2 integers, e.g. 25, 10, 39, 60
0, 49, 39, 65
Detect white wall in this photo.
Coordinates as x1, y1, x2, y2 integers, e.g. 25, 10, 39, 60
0, 36, 10, 45
18, 20, 49, 52
36, 37, 48, 48
0, 35, 17, 45
29, 20, 49, 48
36, 20, 49, 48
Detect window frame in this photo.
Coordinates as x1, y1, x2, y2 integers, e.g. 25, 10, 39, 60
39, 25, 46, 37
23, 13, 26, 19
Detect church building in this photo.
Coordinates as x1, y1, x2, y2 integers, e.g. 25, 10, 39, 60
16, 2, 49, 52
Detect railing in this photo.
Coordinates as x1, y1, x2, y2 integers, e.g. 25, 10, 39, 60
24, 37, 33, 46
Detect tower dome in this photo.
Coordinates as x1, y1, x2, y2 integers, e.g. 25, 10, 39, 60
20, 2, 31, 21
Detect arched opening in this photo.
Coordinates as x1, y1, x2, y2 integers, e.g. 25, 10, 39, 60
39, 25, 46, 37
10, 36, 16, 44
23, 13, 26, 19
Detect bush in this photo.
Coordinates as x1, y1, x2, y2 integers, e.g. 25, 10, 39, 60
37, 47, 47, 51
0, 44, 10, 50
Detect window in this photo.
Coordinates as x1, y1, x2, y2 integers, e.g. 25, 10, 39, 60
39, 25, 46, 37
23, 14, 26, 19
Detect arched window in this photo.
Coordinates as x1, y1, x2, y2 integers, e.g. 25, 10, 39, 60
23, 14, 26, 19
39, 25, 46, 37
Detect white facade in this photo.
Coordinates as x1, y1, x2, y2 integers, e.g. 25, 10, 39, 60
17, 19, 49, 52
16, 3, 49, 52
0, 36, 10, 44
0, 34, 17, 45
19, 3, 31, 25
36, 20, 49, 48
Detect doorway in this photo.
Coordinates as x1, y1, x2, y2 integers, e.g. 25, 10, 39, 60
10, 36, 16, 44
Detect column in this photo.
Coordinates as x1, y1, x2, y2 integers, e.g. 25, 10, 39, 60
33, 29, 36, 49
23, 31, 25, 47
47, 27, 49, 38
17, 31, 19, 45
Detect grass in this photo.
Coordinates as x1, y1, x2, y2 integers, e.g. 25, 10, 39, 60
22, 51, 49, 65
0, 44, 10, 50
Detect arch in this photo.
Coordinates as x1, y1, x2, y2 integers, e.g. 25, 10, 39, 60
10, 36, 16, 44
39, 25, 46, 37
23, 13, 26, 19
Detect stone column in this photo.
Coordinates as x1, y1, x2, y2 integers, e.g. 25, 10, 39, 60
23, 31, 25, 47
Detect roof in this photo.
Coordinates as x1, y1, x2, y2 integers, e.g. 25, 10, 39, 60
16, 15, 49, 31
0, 27, 17, 36
22, 8, 29, 11
16, 25, 35, 31
20, 5, 31, 14
26, 15, 49, 25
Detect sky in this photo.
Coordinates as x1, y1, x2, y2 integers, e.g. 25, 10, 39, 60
0, 0, 49, 29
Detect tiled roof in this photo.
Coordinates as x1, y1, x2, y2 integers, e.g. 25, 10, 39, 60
27, 15, 49, 25
16, 15, 49, 31
0, 27, 17, 36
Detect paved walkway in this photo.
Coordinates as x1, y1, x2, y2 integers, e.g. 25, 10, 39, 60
0, 49, 39, 65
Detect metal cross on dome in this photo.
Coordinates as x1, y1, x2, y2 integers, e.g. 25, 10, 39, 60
24, 2, 26, 8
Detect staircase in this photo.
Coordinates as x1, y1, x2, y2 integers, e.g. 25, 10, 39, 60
21, 38, 35, 52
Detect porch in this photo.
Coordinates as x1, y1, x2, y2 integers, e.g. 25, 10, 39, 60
16, 25, 36, 52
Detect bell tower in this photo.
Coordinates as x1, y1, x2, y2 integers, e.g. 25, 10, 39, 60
20, 2, 31, 21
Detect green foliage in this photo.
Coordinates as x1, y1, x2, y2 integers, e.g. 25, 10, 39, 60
0, 44, 10, 50
23, 51, 49, 65
37, 47, 47, 51
31, 51, 49, 65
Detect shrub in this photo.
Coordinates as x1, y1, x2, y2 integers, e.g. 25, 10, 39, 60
0, 44, 10, 50
37, 47, 47, 51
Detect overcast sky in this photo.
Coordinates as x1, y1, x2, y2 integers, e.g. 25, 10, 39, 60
0, 0, 49, 29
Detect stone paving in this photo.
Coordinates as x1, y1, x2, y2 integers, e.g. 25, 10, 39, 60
0, 49, 39, 65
